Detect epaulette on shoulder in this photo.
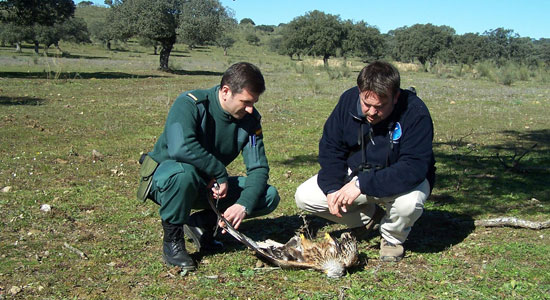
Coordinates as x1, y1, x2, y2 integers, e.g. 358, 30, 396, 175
183, 89, 209, 104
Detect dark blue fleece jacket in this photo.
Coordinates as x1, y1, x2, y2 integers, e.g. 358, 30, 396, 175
317, 87, 436, 198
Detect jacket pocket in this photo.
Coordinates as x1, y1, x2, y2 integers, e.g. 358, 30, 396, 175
136, 154, 159, 202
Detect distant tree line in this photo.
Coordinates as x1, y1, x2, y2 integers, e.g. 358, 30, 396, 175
271, 10, 549, 69
1, 0, 236, 70
1, 2, 548, 72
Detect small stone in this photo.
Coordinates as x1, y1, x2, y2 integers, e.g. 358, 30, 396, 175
40, 204, 52, 212
1, 186, 12, 193
10, 286, 22, 295
92, 149, 103, 161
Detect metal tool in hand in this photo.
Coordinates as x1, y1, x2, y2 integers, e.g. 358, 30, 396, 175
213, 182, 222, 237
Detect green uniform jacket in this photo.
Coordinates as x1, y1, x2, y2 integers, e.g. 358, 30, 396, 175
149, 85, 270, 212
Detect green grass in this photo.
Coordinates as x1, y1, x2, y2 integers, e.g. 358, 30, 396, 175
1, 41, 549, 299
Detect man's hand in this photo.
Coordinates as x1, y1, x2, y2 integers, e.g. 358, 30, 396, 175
219, 203, 247, 233
338, 180, 361, 206
208, 179, 228, 199
327, 192, 342, 217
327, 180, 361, 217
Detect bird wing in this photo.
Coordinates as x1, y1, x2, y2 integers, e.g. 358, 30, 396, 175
207, 196, 316, 268
206, 196, 357, 273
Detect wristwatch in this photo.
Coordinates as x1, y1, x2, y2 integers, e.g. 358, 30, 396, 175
355, 178, 360, 189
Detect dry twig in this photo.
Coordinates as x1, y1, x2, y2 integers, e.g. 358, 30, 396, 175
63, 242, 88, 259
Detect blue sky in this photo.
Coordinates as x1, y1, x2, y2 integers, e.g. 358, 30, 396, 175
79, 0, 549, 39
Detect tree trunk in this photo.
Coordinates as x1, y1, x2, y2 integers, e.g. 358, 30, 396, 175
223, 48, 227, 56
418, 57, 427, 72
159, 44, 172, 71
106, 40, 111, 50
15, 42, 22, 53
323, 54, 329, 67
34, 41, 40, 54
154, 46, 157, 55
159, 37, 175, 71
55, 41, 62, 54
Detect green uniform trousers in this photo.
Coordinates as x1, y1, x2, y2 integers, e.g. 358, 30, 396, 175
149, 160, 280, 225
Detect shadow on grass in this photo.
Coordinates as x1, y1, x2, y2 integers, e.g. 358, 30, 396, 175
190, 46, 211, 53
0, 96, 47, 105
168, 69, 224, 76
0, 71, 164, 79
405, 209, 474, 253
272, 154, 318, 167
169, 54, 191, 58
53, 53, 110, 60
433, 128, 550, 217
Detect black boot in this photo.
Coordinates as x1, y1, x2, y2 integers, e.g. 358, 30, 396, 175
183, 210, 224, 252
162, 220, 196, 270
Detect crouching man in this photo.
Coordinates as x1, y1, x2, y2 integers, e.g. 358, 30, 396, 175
141, 62, 279, 270
295, 61, 435, 262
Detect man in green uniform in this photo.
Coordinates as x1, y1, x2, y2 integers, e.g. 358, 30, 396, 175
146, 62, 279, 270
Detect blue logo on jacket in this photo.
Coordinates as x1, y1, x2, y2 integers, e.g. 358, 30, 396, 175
392, 122, 402, 142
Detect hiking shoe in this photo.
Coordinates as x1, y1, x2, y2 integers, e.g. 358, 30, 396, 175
379, 238, 404, 262
183, 210, 224, 252
351, 204, 385, 241
162, 220, 196, 270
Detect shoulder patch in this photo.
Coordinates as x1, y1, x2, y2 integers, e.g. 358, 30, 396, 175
392, 122, 402, 141
187, 93, 198, 101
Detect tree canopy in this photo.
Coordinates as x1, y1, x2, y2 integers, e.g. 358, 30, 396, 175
178, 0, 231, 48
1, 0, 75, 26
391, 23, 455, 69
0, 0, 91, 53
342, 20, 385, 62
239, 18, 254, 26
281, 10, 345, 65
109, 0, 232, 70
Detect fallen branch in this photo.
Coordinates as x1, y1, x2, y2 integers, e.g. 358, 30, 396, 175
496, 143, 538, 173
63, 242, 88, 259
475, 217, 550, 230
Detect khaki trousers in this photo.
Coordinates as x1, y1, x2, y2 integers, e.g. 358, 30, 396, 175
295, 175, 429, 245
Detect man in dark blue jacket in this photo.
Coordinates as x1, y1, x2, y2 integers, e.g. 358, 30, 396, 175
295, 61, 435, 262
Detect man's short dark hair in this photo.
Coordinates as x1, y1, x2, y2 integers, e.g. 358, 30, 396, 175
357, 61, 400, 99
220, 62, 265, 95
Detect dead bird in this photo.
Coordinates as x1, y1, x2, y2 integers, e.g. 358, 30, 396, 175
256, 232, 359, 278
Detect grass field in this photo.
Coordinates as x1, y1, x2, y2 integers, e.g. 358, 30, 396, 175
1, 41, 549, 299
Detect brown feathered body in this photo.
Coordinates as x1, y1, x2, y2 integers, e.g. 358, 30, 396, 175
256, 232, 359, 278
208, 198, 359, 278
